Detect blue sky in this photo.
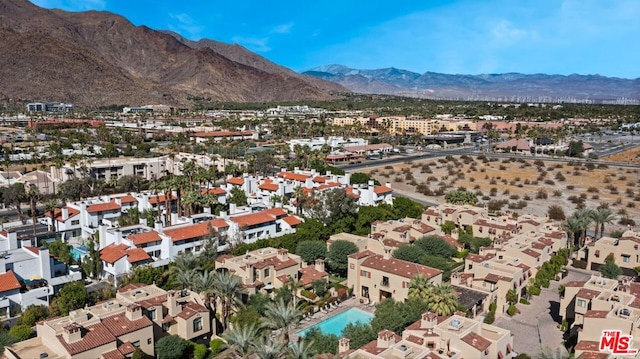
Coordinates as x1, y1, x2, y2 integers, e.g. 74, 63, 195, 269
30, 0, 640, 78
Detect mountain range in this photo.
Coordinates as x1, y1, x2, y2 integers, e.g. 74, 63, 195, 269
303, 64, 640, 101
0, 0, 345, 107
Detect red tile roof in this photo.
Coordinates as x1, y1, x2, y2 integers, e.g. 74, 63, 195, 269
128, 231, 162, 246
45, 207, 81, 222
176, 301, 208, 320
576, 288, 601, 300
298, 266, 328, 286
252, 256, 299, 271
565, 281, 587, 287
24, 246, 40, 255
374, 186, 393, 195
148, 194, 177, 205
230, 208, 287, 228
522, 248, 541, 258
259, 182, 280, 191
87, 201, 121, 213
313, 176, 328, 183
126, 248, 151, 264
360, 253, 442, 279
282, 215, 302, 227
575, 341, 600, 351
115, 195, 138, 204
277, 171, 310, 182
226, 177, 244, 185
461, 331, 492, 351
201, 188, 227, 195
101, 312, 153, 337
57, 322, 116, 355
584, 310, 609, 318
100, 244, 129, 264
164, 219, 229, 242
119, 283, 146, 293
0, 270, 21, 293
345, 187, 360, 199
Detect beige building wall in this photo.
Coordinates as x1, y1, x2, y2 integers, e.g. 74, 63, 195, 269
176, 313, 210, 341
586, 233, 640, 274
118, 327, 155, 356
328, 233, 387, 255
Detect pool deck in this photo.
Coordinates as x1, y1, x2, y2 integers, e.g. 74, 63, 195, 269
289, 297, 375, 342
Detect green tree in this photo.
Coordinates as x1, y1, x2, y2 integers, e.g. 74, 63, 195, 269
295, 241, 327, 263
566, 141, 585, 157
350, 172, 379, 185
45, 239, 73, 265
229, 187, 248, 206
444, 190, 478, 205
414, 236, 456, 258
51, 281, 88, 316
393, 245, 426, 263
251, 336, 286, 359
408, 274, 433, 302
419, 255, 452, 272
425, 283, 459, 316
263, 299, 303, 343
342, 322, 376, 349
80, 237, 101, 279
440, 220, 456, 235
156, 335, 189, 359
223, 324, 259, 359
214, 271, 246, 331
17, 305, 49, 327
8, 325, 32, 342
288, 338, 316, 359
547, 205, 566, 221
589, 207, 616, 239
600, 256, 622, 279
312, 279, 327, 297
301, 327, 339, 355
231, 306, 262, 328
327, 240, 359, 276
309, 188, 357, 225
506, 289, 519, 305
393, 197, 423, 218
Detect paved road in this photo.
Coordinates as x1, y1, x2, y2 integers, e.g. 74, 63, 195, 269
494, 269, 591, 357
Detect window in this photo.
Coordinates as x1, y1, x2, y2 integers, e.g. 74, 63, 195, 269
577, 299, 586, 308
622, 255, 630, 263
381, 276, 390, 287
264, 268, 270, 278
147, 338, 152, 345
132, 341, 140, 348
193, 317, 203, 332
71, 220, 80, 225
162, 323, 170, 331
147, 309, 156, 320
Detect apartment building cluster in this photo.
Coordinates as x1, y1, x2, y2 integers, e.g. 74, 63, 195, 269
560, 274, 640, 359
582, 230, 640, 276
332, 116, 475, 135
331, 204, 567, 313
6, 283, 210, 359
215, 247, 328, 297
340, 312, 514, 359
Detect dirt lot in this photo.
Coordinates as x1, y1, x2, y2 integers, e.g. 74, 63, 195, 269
368, 155, 640, 233
603, 147, 640, 164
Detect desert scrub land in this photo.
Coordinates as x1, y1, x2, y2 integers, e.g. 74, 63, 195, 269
603, 147, 640, 164
369, 155, 640, 231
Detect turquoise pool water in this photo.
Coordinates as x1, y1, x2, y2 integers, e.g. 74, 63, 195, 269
71, 245, 89, 261
297, 308, 374, 337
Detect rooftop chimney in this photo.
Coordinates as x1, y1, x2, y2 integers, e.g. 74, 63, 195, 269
166, 290, 181, 317
277, 248, 289, 261
61, 207, 69, 221
154, 221, 163, 234
62, 323, 83, 344
125, 304, 143, 321
339, 338, 351, 355
377, 330, 396, 349
421, 311, 438, 329
114, 197, 122, 206
315, 259, 325, 272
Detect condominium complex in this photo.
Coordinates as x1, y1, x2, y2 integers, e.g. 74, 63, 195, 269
215, 247, 328, 297
560, 274, 640, 359
341, 312, 514, 359
6, 284, 210, 359
583, 230, 640, 276
332, 116, 475, 135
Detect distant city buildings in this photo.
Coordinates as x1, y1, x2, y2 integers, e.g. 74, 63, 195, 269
26, 102, 73, 113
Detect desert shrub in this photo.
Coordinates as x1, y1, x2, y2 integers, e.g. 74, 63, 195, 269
509, 194, 520, 200
507, 305, 517, 316
544, 179, 555, 185
553, 190, 562, 197
536, 189, 548, 199
619, 217, 636, 226
566, 185, 575, 190
555, 172, 566, 181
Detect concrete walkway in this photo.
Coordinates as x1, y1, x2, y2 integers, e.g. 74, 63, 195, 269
494, 270, 591, 356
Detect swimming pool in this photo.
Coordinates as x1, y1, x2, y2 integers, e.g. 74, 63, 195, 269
71, 245, 89, 261
297, 308, 374, 337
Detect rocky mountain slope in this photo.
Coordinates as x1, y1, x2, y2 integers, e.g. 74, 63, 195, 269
0, 0, 346, 107
304, 65, 640, 101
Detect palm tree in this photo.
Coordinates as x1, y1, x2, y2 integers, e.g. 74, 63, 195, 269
426, 283, 458, 316
223, 323, 259, 359
169, 252, 198, 289
214, 271, 245, 331
252, 336, 286, 359
288, 339, 315, 359
561, 216, 582, 249
589, 207, 616, 239
44, 199, 59, 233
263, 298, 303, 343
408, 274, 433, 302
193, 270, 217, 311
27, 185, 40, 236
293, 186, 305, 215
573, 208, 594, 247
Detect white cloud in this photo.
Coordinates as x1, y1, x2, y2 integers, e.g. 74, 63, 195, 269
232, 36, 271, 52
270, 22, 294, 34
490, 20, 529, 43
168, 12, 204, 39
